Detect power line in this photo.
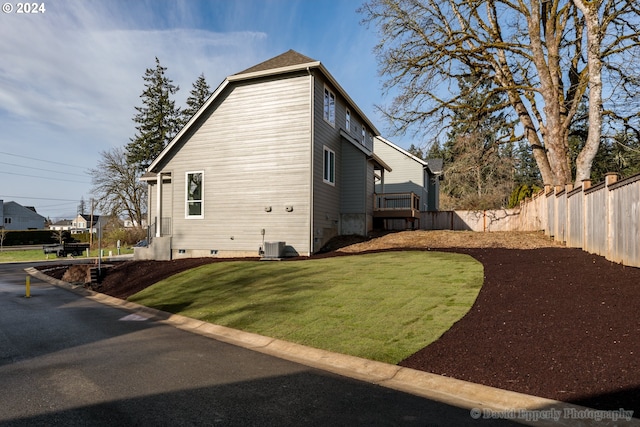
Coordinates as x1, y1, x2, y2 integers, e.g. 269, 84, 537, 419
0, 170, 91, 184
0, 161, 88, 178
0, 150, 87, 170
0, 195, 82, 202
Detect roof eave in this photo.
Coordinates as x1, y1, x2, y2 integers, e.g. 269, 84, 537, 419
375, 136, 428, 166
228, 61, 321, 82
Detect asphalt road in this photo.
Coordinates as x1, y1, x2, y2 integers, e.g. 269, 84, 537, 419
0, 262, 516, 426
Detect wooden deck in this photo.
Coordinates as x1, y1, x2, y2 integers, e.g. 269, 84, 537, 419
373, 192, 421, 219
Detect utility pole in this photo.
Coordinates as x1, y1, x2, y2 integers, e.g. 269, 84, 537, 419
90, 198, 94, 248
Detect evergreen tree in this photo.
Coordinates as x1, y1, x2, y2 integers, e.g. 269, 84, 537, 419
407, 144, 425, 160
439, 75, 517, 209
181, 73, 212, 125
126, 57, 181, 170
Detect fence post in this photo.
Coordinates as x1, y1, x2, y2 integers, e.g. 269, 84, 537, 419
581, 180, 591, 251
605, 173, 619, 262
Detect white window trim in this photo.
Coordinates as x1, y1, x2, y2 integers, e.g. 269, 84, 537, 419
323, 146, 335, 186
323, 85, 336, 127
185, 171, 204, 219
345, 108, 351, 131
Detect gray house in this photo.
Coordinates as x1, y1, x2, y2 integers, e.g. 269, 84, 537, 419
138, 50, 391, 260
373, 137, 443, 229
0, 200, 46, 230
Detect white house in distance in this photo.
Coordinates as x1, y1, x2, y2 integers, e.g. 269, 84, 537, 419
373, 136, 442, 219
71, 214, 110, 234
49, 219, 73, 231
0, 200, 46, 230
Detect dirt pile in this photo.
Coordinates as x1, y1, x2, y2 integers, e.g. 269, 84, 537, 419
337, 230, 562, 252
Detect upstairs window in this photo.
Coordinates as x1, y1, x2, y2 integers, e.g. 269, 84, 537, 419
186, 171, 204, 218
323, 146, 335, 185
346, 108, 351, 131
323, 86, 335, 126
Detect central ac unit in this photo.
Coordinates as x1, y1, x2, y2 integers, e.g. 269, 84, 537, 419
264, 241, 286, 258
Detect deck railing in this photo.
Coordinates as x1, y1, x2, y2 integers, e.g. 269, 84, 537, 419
374, 192, 420, 215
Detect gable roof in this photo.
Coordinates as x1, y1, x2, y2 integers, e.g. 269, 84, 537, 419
234, 50, 317, 75
4, 201, 44, 218
147, 50, 380, 172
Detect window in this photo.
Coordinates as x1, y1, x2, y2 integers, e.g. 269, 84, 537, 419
361, 127, 366, 145
186, 171, 203, 218
345, 108, 351, 131
323, 86, 335, 126
323, 146, 335, 185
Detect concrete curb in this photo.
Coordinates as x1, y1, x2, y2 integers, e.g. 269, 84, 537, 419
25, 267, 639, 427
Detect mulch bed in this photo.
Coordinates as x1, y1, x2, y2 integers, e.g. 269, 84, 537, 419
38, 247, 640, 415
399, 247, 640, 415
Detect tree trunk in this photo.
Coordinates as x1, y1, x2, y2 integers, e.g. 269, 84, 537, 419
573, 0, 603, 185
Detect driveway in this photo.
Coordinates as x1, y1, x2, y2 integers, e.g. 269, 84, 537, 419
0, 262, 515, 426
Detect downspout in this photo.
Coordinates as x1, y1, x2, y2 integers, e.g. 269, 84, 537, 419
156, 171, 162, 237
307, 66, 315, 256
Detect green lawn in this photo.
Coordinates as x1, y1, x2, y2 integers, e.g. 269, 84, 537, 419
129, 251, 483, 364
0, 247, 133, 263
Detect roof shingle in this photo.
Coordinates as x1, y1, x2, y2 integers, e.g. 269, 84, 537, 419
234, 49, 318, 75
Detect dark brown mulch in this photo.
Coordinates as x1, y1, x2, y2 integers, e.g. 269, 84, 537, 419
37, 247, 640, 415
399, 247, 640, 415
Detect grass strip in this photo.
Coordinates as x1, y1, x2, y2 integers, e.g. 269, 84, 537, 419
129, 251, 483, 364
0, 247, 133, 263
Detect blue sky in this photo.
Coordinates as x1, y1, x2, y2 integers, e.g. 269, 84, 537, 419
0, 0, 415, 220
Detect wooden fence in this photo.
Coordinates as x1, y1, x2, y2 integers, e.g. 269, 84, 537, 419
422, 172, 640, 267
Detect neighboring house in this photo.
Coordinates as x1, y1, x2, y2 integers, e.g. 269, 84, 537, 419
71, 214, 110, 234
374, 136, 443, 209
138, 50, 392, 260
49, 219, 73, 231
123, 217, 147, 228
0, 200, 46, 230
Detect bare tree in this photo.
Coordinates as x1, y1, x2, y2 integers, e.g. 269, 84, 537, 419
0, 227, 7, 251
89, 147, 147, 229
440, 132, 516, 209
360, 0, 640, 186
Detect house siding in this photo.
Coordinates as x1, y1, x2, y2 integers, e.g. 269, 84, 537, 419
312, 74, 341, 251
311, 72, 373, 250
374, 138, 432, 210
374, 141, 425, 194
0, 201, 45, 230
340, 142, 369, 235
152, 73, 313, 257
340, 142, 366, 213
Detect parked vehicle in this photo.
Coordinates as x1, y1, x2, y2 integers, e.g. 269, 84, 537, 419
43, 242, 90, 257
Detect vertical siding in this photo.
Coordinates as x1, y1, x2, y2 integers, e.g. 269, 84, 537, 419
156, 73, 312, 256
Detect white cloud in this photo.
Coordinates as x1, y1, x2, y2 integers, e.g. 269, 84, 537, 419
0, 1, 268, 216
